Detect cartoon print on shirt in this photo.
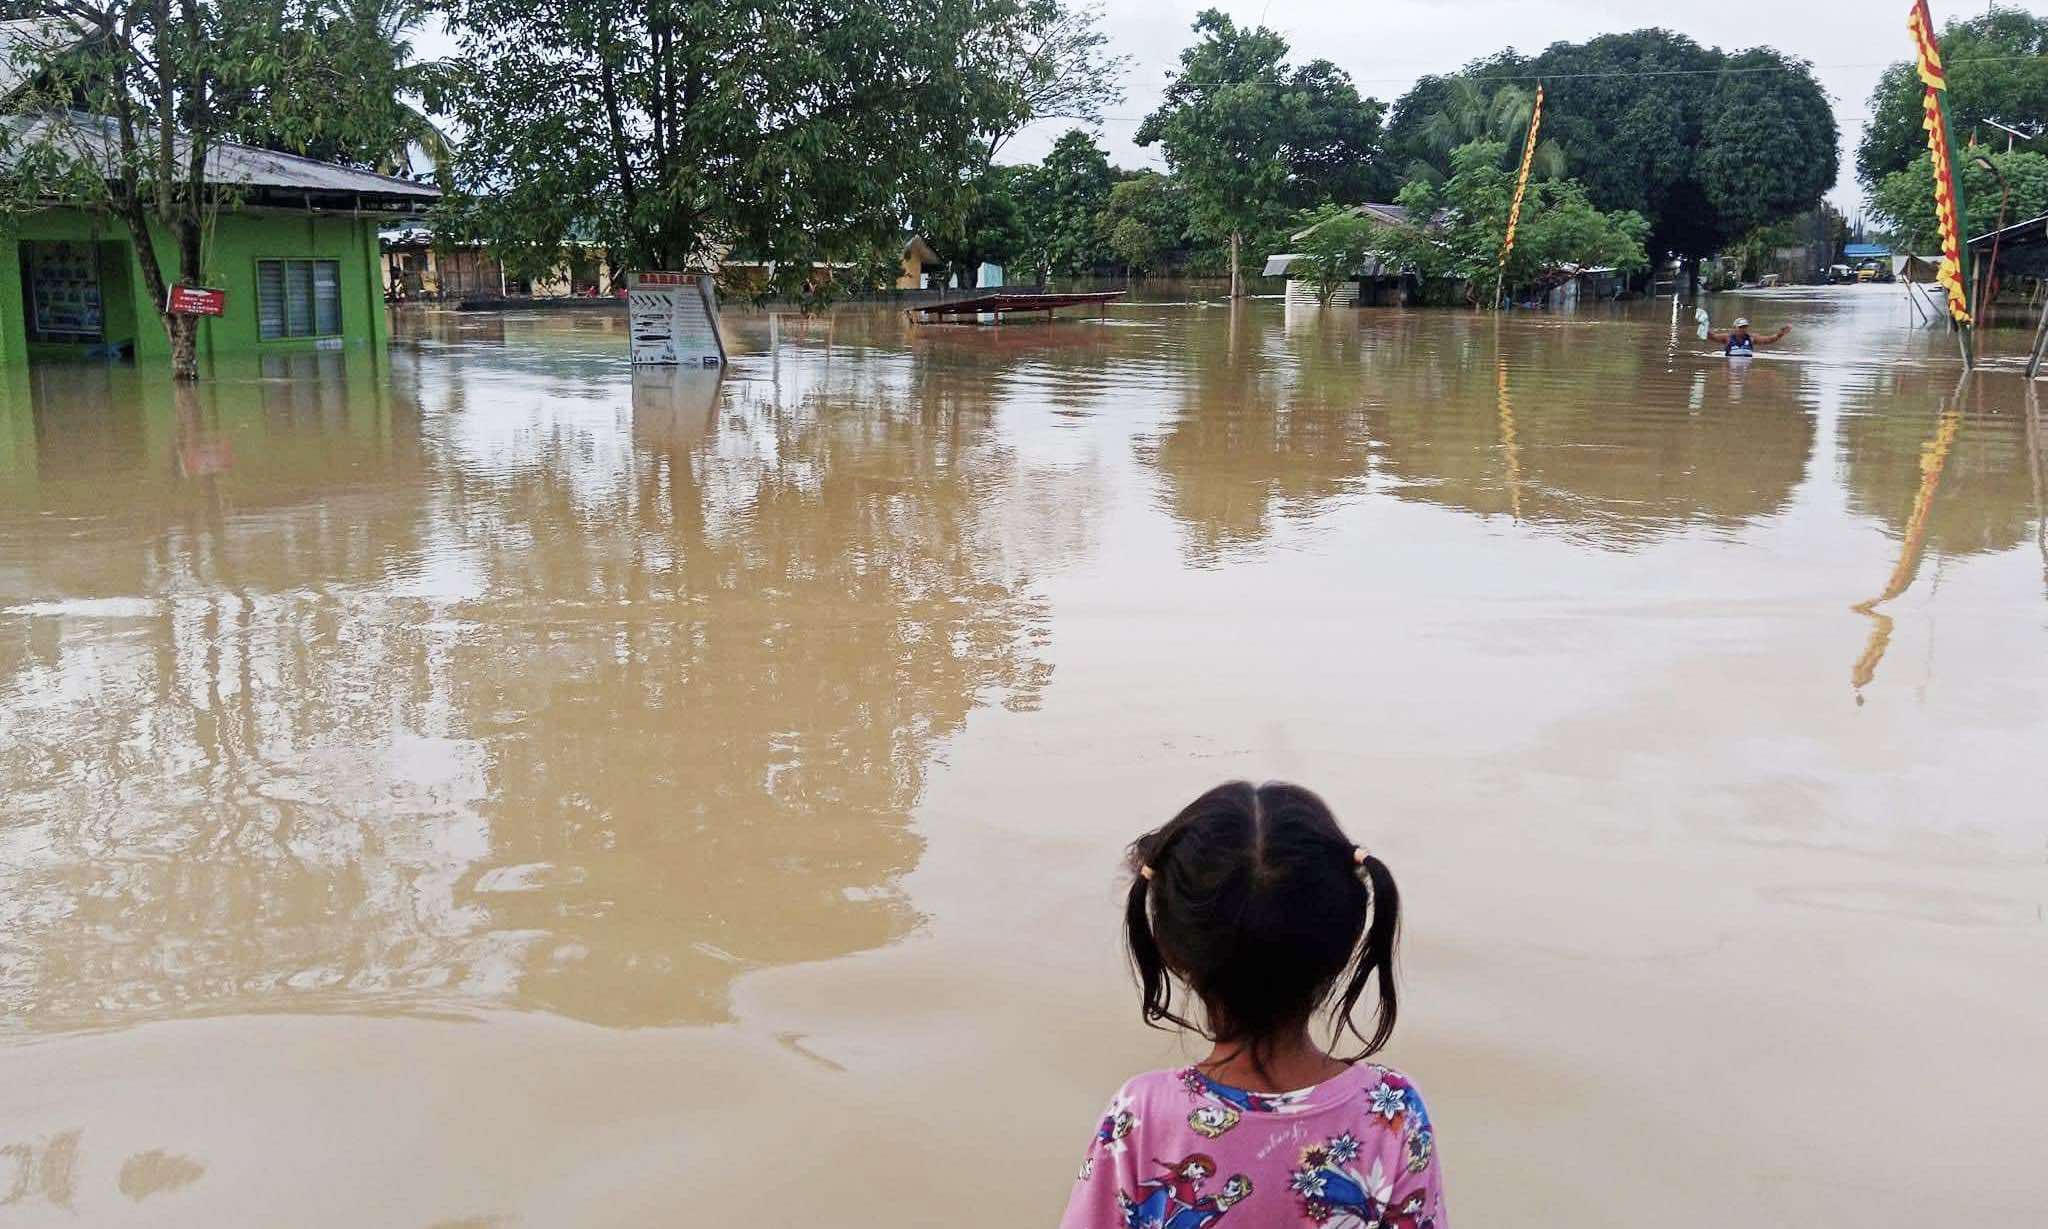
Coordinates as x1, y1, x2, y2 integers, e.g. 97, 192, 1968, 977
1179, 1067, 1312, 1115
1098, 1107, 1137, 1154
1187, 1104, 1241, 1139
1086, 1090, 1141, 1161
1061, 1066, 1445, 1229
1118, 1155, 1255, 1229
1163, 1173, 1254, 1229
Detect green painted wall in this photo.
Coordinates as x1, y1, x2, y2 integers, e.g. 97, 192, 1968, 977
0, 207, 390, 367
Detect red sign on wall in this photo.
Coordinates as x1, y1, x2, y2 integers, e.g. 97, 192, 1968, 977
167, 284, 226, 316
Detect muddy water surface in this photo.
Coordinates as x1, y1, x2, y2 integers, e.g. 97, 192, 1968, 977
1, 290, 2044, 1226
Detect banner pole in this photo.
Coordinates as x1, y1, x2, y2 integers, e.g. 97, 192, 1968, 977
1495, 82, 1544, 313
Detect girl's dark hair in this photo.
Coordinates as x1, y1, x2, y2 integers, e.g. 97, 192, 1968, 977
1125, 781, 1400, 1071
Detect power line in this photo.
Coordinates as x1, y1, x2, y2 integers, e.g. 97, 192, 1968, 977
1118, 51, 2046, 94
1080, 52, 2044, 121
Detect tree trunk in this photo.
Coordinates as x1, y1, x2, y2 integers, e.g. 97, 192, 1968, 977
1684, 256, 1700, 299
165, 312, 200, 381
1229, 231, 1242, 299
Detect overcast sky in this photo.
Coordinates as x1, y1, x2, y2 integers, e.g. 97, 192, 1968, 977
415, 1, 2048, 220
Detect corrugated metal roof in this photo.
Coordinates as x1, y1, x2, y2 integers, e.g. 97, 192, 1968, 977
0, 16, 89, 103
2, 110, 439, 205
1287, 202, 1424, 244
1842, 243, 1892, 258
1263, 252, 1397, 279
1969, 213, 2048, 247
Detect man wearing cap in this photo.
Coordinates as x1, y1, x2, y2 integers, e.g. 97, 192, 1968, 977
1705, 317, 1790, 356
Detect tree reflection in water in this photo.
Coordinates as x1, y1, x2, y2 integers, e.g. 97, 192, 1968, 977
1139, 309, 1819, 560
0, 336, 1066, 1031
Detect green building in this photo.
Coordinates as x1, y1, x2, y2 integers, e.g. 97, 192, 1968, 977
0, 19, 437, 368
0, 118, 438, 368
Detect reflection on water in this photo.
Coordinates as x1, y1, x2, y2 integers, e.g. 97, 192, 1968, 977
1358, 315, 1817, 547
0, 337, 1068, 1030
3, 291, 2045, 1036
1849, 382, 1965, 695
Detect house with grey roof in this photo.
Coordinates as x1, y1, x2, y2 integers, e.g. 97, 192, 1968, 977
0, 18, 438, 365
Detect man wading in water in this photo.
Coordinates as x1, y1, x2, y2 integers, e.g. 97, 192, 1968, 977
1705, 316, 1790, 356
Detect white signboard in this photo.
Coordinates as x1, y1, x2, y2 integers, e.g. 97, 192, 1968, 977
627, 272, 727, 367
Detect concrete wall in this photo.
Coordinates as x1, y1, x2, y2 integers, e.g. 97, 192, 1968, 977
1, 207, 389, 366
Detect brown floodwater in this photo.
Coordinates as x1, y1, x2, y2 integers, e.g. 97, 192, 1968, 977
1, 288, 2044, 1226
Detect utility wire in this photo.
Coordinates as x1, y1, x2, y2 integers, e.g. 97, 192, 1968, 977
1084, 53, 2046, 121
1113, 51, 2047, 94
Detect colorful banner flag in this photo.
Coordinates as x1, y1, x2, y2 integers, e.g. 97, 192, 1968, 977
1909, 0, 1972, 325
1499, 83, 1545, 277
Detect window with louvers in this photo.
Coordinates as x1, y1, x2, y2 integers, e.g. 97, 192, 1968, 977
257, 260, 287, 339
256, 259, 342, 339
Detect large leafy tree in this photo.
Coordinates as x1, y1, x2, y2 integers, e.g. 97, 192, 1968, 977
1136, 8, 1390, 297
1696, 48, 1842, 236
1096, 170, 1189, 278
950, 165, 1030, 287
966, 0, 1128, 164
233, 0, 446, 174
1013, 127, 1112, 279
434, 0, 1011, 300
0, 1, 427, 379
1871, 148, 2048, 252
922, 0, 1126, 281
1858, 8, 2048, 193
1282, 58, 1393, 207
1387, 30, 1836, 279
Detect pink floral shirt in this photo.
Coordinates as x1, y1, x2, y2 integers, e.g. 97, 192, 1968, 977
1060, 1063, 1446, 1229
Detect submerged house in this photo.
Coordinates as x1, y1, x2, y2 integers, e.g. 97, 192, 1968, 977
714, 233, 947, 296
0, 20, 438, 366
381, 223, 614, 302
1263, 204, 1428, 307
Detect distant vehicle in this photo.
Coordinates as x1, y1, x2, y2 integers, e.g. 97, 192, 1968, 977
1827, 263, 1854, 284
1856, 266, 1877, 283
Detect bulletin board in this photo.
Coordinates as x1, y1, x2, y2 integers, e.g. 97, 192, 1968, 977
27, 242, 104, 339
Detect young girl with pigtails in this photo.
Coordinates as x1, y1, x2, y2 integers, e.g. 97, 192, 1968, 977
1059, 781, 1447, 1229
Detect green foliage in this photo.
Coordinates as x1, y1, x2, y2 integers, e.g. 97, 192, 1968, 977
952, 165, 1030, 285
1013, 128, 1113, 277
0, 1, 428, 376
1136, 8, 1389, 290
237, 0, 447, 173
1096, 170, 1188, 275
1858, 8, 2048, 192
1135, 11, 1291, 257
434, 0, 1034, 301
1696, 49, 1841, 235
1281, 58, 1394, 206
965, 0, 1129, 162
1729, 203, 1847, 281
1290, 204, 1385, 305
1871, 148, 2048, 252
1389, 30, 1837, 261
1394, 70, 1562, 185
1384, 139, 1648, 291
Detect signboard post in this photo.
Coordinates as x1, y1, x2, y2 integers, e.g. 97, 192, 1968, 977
627, 272, 726, 367
167, 285, 226, 317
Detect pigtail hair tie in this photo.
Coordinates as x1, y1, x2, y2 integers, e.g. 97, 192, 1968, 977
1353, 845, 1370, 865
1139, 865, 1156, 881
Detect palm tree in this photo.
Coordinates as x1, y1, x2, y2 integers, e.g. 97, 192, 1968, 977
237, 0, 453, 182
1410, 77, 1565, 185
